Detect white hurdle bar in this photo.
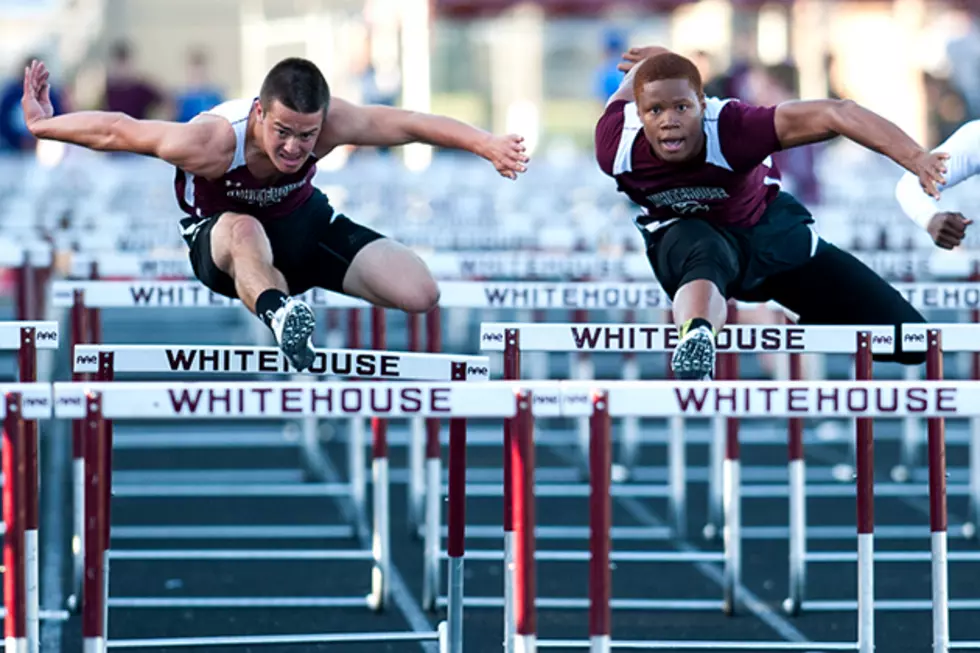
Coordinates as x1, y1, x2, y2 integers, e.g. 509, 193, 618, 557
67, 342, 487, 619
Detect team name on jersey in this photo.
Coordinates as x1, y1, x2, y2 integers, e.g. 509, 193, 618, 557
646, 187, 731, 215
226, 179, 309, 207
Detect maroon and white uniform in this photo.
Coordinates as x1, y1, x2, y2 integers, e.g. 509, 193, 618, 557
174, 98, 317, 221
595, 98, 783, 230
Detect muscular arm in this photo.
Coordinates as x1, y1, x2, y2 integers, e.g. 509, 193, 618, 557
28, 112, 230, 176
895, 120, 980, 228
319, 97, 491, 154
774, 99, 928, 172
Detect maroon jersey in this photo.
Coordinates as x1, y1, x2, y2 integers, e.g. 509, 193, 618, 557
174, 98, 317, 220
595, 98, 783, 229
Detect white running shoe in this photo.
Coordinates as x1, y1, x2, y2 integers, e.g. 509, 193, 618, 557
270, 298, 316, 371
671, 325, 716, 380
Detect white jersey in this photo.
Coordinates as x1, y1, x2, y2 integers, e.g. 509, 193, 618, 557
895, 120, 980, 229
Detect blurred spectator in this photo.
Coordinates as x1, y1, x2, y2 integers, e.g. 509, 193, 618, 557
593, 29, 627, 102
0, 55, 68, 152
174, 49, 225, 122
744, 62, 822, 205
923, 72, 968, 147
102, 40, 167, 119
945, 12, 980, 121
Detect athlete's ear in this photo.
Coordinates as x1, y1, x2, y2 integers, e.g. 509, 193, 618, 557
698, 93, 706, 113
254, 99, 265, 121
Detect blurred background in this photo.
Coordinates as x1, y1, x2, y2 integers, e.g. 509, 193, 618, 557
1, 0, 979, 276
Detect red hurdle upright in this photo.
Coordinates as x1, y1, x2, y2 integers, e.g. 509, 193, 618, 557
4, 393, 27, 653
369, 306, 390, 611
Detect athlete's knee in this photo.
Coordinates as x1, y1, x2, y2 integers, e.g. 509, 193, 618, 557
399, 275, 440, 314
222, 214, 266, 249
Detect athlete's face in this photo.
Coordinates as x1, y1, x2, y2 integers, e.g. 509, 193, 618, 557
257, 100, 324, 173
635, 78, 706, 163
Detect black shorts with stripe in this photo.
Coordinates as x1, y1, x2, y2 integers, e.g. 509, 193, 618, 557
178, 188, 385, 299
641, 190, 927, 364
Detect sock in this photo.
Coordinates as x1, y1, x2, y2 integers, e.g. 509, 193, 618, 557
256, 289, 289, 330
679, 317, 714, 339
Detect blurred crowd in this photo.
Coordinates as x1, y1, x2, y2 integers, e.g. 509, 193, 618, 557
0, 40, 225, 153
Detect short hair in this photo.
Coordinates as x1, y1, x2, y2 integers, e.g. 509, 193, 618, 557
259, 58, 331, 114
633, 52, 703, 98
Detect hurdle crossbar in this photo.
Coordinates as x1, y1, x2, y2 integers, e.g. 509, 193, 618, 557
72, 344, 490, 380
480, 322, 897, 354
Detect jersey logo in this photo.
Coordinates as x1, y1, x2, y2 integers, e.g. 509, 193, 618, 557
670, 200, 711, 215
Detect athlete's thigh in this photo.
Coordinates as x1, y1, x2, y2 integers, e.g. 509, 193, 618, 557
338, 227, 440, 314
179, 213, 245, 299
761, 241, 926, 364
644, 218, 742, 299
764, 241, 924, 326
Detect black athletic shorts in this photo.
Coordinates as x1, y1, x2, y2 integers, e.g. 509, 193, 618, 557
641, 191, 927, 364
178, 188, 385, 299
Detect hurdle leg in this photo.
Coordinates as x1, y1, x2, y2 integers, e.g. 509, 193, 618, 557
926, 331, 950, 653
407, 313, 424, 537
618, 354, 640, 475
83, 396, 106, 653
705, 415, 724, 541
368, 417, 390, 612
786, 352, 807, 616
68, 293, 89, 613
503, 330, 521, 653
422, 418, 442, 612
409, 417, 426, 536
18, 329, 39, 653
504, 415, 516, 653
574, 353, 594, 479
969, 417, 980, 538
721, 353, 741, 617
894, 363, 922, 482
4, 396, 27, 653
512, 391, 537, 653
589, 392, 612, 653
668, 415, 687, 539
855, 333, 875, 653
446, 417, 467, 653
348, 418, 367, 527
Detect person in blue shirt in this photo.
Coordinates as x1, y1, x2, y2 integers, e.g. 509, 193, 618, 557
174, 48, 224, 123
594, 30, 627, 102
0, 55, 66, 152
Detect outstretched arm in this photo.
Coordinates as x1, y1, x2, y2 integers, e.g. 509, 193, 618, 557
605, 45, 672, 107
773, 99, 948, 198
22, 60, 227, 176
895, 119, 980, 247
319, 97, 528, 179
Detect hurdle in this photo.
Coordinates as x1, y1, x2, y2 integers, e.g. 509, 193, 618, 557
65, 338, 487, 620
900, 324, 980, 535
531, 376, 977, 653
52, 380, 529, 653
0, 321, 64, 650
0, 384, 54, 653
480, 321, 895, 618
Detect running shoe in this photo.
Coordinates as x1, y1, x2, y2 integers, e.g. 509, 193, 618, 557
671, 325, 716, 380
271, 298, 316, 371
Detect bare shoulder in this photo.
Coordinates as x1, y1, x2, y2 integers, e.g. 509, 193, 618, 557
182, 114, 238, 178
315, 97, 366, 154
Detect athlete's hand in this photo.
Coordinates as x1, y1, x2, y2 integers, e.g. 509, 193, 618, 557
912, 150, 949, 200
617, 46, 672, 73
21, 59, 55, 131
927, 211, 973, 250
481, 133, 528, 181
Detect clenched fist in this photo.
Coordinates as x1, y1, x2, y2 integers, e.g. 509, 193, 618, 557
927, 212, 972, 250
